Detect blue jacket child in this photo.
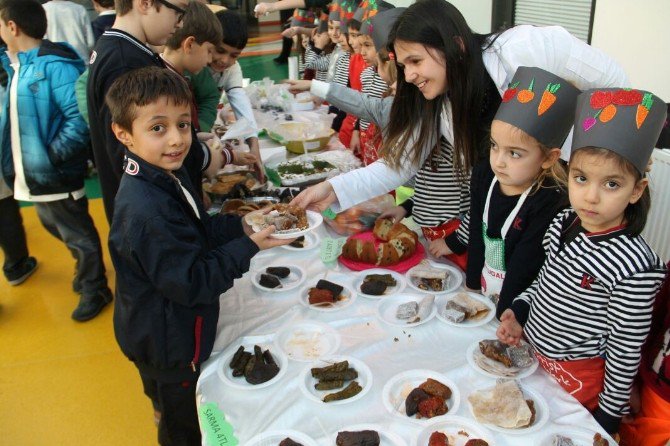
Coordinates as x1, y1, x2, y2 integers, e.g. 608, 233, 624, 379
0, 40, 89, 195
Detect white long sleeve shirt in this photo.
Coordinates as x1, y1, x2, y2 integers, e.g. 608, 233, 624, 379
43, 1, 95, 64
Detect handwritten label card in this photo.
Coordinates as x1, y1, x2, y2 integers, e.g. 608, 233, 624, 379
320, 237, 346, 266
199, 402, 237, 446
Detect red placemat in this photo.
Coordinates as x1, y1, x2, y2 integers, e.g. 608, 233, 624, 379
338, 230, 426, 273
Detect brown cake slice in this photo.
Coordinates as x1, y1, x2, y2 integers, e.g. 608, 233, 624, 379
335, 430, 380, 446
478, 340, 513, 368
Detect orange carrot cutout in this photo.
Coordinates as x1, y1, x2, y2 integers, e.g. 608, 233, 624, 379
538, 83, 561, 116
599, 103, 617, 123
516, 78, 535, 103
636, 93, 654, 129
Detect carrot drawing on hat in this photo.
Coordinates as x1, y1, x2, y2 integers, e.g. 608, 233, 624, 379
636, 93, 654, 129
599, 104, 617, 123
516, 78, 535, 103
537, 83, 561, 116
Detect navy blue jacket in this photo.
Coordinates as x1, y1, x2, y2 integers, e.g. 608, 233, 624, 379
109, 151, 259, 382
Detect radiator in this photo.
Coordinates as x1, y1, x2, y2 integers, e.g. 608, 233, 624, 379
643, 149, 670, 262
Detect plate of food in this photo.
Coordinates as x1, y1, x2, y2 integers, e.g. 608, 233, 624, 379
246, 429, 319, 446
468, 380, 549, 435
405, 261, 462, 294
541, 429, 612, 446
299, 277, 356, 312
274, 321, 341, 362
216, 342, 287, 390
466, 339, 538, 379
339, 219, 425, 273
354, 269, 407, 299
299, 356, 373, 405
220, 196, 279, 216
251, 265, 306, 293
279, 232, 321, 251
245, 204, 323, 239
382, 369, 460, 425
376, 294, 437, 327
333, 424, 405, 446
413, 416, 494, 446
435, 292, 495, 327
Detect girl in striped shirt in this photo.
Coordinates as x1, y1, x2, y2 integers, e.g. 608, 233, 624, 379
498, 88, 668, 435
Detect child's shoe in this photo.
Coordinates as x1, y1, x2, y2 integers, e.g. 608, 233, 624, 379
6, 257, 38, 286
71, 287, 113, 322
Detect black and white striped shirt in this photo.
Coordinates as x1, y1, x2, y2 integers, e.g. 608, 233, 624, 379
359, 66, 387, 131
512, 209, 667, 420
332, 51, 350, 87
305, 46, 330, 82
408, 136, 471, 228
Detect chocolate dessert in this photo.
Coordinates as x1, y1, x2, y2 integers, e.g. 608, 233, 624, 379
289, 236, 305, 248
419, 378, 452, 400
464, 440, 489, 446
335, 430, 380, 446
405, 388, 431, 416
308, 288, 334, 305
316, 279, 343, 297
278, 438, 304, 446
266, 266, 290, 278
360, 280, 387, 296
259, 273, 281, 289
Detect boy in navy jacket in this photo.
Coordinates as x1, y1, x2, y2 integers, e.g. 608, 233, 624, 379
106, 67, 291, 445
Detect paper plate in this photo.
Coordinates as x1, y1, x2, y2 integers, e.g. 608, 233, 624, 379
376, 294, 437, 328
405, 262, 463, 295
246, 429, 319, 446
540, 429, 607, 446
466, 341, 539, 379
279, 231, 321, 251
435, 292, 495, 328
299, 278, 356, 312
468, 384, 550, 435
251, 265, 306, 293
216, 342, 287, 390
353, 269, 407, 299
246, 209, 323, 239
382, 369, 461, 425
275, 320, 341, 362
338, 230, 426, 273
333, 424, 406, 446
413, 416, 494, 446
299, 356, 373, 405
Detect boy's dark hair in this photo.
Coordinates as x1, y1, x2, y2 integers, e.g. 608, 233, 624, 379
95, 0, 115, 9
0, 0, 47, 39
215, 10, 247, 50
571, 147, 651, 236
105, 66, 192, 131
165, 1, 222, 50
114, 0, 132, 15
348, 19, 361, 31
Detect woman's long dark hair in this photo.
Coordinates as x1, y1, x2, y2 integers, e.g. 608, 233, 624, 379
381, 0, 494, 177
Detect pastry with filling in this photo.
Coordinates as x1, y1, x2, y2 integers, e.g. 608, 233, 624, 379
410, 263, 448, 291
447, 292, 490, 320
478, 340, 513, 367
468, 380, 535, 429
335, 430, 380, 446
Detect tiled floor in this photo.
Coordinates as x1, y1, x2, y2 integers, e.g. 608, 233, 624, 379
0, 32, 287, 446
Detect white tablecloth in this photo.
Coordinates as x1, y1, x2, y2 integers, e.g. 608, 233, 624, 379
196, 225, 616, 446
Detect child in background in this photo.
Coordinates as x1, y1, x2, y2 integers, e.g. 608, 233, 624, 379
42, 0, 95, 63
91, 0, 115, 42
498, 88, 668, 435
304, 19, 335, 82
457, 67, 574, 318
161, 1, 221, 134
106, 67, 292, 445
337, 8, 366, 148
0, 0, 112, 321
620, 269, 670, 446
190, 9, 265, 181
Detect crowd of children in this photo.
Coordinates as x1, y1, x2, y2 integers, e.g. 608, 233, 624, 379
1, 0, 669, 444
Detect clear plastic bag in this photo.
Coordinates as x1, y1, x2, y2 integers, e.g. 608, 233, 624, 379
324, 194, 396, 235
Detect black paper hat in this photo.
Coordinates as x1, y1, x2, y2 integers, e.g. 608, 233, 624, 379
572, 88, 667, 173
371, 7, 406, 51
317, 18, 328, 34
360, 0, 394, 36
495, 67, 581, 148
656, 103, 670, 149
352, 5, 366, 23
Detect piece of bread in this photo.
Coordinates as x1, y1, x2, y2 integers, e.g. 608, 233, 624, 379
373, 218, 394, 240
377, 242, 400, 266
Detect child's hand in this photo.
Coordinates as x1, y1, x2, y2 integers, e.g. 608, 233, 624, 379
282, 27, 299, 38
232, 151, 258, 166
249, 225, 296, 250
428, 238, 452, 258
497, 309, 523, 346
254, 2, 272, 17
290, 181, 337, 212
378, 205, 407, 224
349, 131, 360, 155
284, 79, 312, 94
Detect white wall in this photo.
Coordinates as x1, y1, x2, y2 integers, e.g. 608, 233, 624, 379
389, 0, 493, 33
591, 0, 670, 102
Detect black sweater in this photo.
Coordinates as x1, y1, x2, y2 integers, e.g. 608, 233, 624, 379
465, 161, 568, 318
